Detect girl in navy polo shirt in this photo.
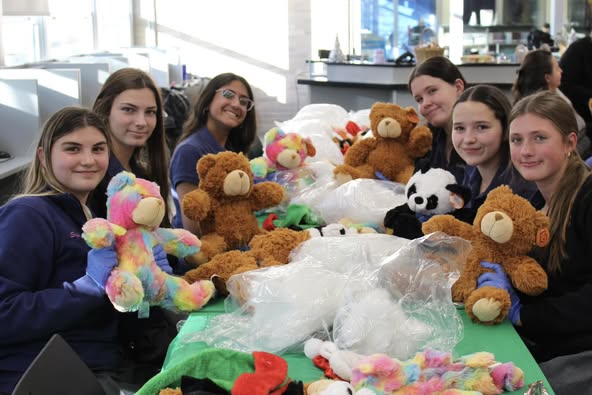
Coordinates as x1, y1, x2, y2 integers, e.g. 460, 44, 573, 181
169, 73, 257, 235
451, 84, 537, 212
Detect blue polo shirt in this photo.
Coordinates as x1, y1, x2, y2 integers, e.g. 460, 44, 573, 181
169, 128, 229, 229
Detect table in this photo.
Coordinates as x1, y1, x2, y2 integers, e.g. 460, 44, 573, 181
160, 298, 555, 394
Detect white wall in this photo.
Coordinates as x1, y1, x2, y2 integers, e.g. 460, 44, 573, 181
153, 0, 313, 137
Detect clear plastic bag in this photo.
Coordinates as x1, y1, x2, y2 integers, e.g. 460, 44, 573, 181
181, 233, 469, 359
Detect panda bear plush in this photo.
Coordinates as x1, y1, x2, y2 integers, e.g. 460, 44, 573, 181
383, 167, 474, 239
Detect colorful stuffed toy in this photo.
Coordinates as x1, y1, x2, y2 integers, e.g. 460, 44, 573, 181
182, 151, 285, 265
82, 171, 215, 314
333, 102, 432, 185
350, 349, 524, 395
250, 127, 317, 183
422, 185, 550, 325
383, 167, 473, 239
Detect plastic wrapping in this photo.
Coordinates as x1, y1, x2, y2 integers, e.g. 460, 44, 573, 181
316, 178, 407, 227
181, 233, 469, 360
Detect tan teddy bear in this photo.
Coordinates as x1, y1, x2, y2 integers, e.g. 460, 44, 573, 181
182, 151, 285, 265
422, 185, 550, 325
333, 102, 432, 185
184, 227, 311, 295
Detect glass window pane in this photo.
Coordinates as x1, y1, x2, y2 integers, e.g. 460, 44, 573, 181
2, 16, 41, 66
95, 0, 131, 50
46, 0, 93, 59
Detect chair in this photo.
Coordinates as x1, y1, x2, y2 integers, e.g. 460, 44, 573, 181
11, 334, 105, 395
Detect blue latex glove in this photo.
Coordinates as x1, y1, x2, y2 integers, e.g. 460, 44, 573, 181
153, 244, 173, 274
478, 261, 521, 325
64, 246, 118, 296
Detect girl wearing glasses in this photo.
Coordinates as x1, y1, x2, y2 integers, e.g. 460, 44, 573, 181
169, 72, 257, 236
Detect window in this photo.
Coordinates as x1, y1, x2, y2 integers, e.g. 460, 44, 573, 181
2, 16, 42, 66
46, 0, 94, 59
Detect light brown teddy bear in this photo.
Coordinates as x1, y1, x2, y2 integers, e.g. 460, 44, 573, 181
421, 185, 550, 325
184, 228, 311, 295
182, 151, 285, 265
333, 102, 432, 185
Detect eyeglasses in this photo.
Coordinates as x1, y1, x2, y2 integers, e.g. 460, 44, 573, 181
216, 88, 255, 111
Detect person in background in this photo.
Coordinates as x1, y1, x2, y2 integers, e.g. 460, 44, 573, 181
169, 72, 257, 235
451, 84, 537, 211
0, 107, 128, 394
512, 49, 591, 157
408, 56, 468, 182
478, 90, 592, 393
90, 67, 178, 385
559, 35, 592, 137
89, 67, 172, 226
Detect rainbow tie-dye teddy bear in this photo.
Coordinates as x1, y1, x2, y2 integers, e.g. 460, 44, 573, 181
82, 171, 215, 315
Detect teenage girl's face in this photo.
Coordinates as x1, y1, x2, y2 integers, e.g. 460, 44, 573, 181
509, 113, 576, 185
44, 126, 109, 203
206, 80, 250, 132
108, 88, 158, 150
452, 101, 504, 169
410, 75, 464, 128
545, 57, 562, 91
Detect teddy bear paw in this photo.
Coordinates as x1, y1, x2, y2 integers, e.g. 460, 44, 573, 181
334, 172, 353, 185
471, 297, 502, 322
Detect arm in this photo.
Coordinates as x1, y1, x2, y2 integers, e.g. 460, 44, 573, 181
0, 202, 107, 345
406, 125, 433, 158
176, 182, 203, 236
153, 227, 201, 258
250, 181, 285, 212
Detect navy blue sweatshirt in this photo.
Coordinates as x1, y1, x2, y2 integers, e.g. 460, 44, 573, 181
0, 194, 119, 393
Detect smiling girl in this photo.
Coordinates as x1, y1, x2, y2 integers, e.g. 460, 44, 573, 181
408, 56, 467, 182
451, 85, 536, 210
169, 73, 257, 235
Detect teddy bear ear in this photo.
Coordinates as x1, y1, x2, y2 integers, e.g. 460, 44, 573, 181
197, 154, 217, 178
304, 137, 317, 157
405, 107, 420, 124
107, 171, 136, 194
264, 127, 282, 145
534, 211, 551, 247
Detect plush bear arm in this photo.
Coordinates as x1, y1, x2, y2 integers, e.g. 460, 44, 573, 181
451, 259, 482, 303
383, 204, 423, 239
342, 138, 375, 167
181, 189, 211, 221
152, 228, 201, 258
505, 256, 548, 296
406, 125, 433, 158
82, 218, 126, 248
422, 214, 474, 240
250, 181, 285, 211
250, 156, 273, 180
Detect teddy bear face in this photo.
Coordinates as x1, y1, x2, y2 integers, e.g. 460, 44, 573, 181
472, 185, 549, 253
106, 171, 165, 229
405, 168, 460, 215
369, 102, 420, 141
264, 128, 316, 170
197, 151, 254, 199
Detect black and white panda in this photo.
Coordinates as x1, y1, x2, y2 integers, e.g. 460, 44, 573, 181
383, 167, 473, 239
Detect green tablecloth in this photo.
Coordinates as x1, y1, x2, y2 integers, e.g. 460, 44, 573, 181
162, 298, 555, 394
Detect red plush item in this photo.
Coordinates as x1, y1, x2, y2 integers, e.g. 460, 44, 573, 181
263, 213, 279, 231
312, 355, 344, 381
232, 352, 291, 395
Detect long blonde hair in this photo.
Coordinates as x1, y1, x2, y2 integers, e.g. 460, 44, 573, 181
510, 90, 590, 272
17, 107, 110, 198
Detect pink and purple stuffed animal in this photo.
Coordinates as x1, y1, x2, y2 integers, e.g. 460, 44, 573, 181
250, 127, 316, 183
82, 171, 215, 315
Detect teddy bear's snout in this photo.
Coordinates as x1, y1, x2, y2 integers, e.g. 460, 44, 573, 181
377, 117, 402, 138
223, 170, 251, 196
132, 197, 165, 227
480, 210, 514, 243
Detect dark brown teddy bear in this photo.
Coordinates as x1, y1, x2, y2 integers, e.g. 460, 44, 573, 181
333, 102, 432, 185
182, 151, 284, 265
422, 185, 550, 325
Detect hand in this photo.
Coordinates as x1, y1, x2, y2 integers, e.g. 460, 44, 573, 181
478, 261, 521, 325
86, 246, 119, 289
153, 244, 173, 274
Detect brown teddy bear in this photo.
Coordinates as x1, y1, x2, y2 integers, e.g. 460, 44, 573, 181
182, 151, 285, 265
333, 102, 432, 185
421, 185, 550, 325
184, 228, 311, 295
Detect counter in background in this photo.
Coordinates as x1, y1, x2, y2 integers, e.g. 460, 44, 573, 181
298, 62, 518, 112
